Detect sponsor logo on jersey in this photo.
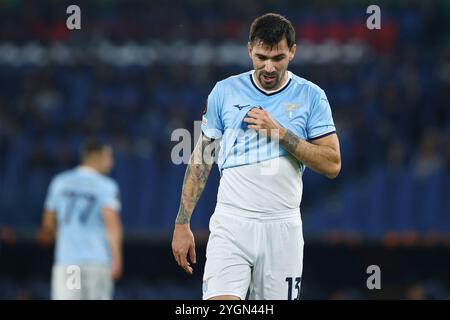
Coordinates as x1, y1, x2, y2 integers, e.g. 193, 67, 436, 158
233, 104, 250, 110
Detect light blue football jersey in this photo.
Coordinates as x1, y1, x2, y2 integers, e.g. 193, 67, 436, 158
44, 166, 121, 265
201, 70, 336, 173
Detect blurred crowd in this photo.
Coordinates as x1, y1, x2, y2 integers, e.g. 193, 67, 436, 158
0, 0, 449, 301
1, 0, 449, 235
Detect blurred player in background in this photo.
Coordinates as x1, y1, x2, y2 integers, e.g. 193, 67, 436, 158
172, 13, 341, 300
37, 139, 123, 300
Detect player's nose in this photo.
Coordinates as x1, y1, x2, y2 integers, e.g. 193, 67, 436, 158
264, 61, 275, 73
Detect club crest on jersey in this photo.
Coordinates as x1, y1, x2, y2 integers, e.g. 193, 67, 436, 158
283, 102, 299, 119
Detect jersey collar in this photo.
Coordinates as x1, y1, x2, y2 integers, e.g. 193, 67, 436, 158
77, 165, 100, 175
250, 70, 292, 96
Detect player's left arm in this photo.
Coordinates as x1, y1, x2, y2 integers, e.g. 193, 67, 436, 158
279, 129, 341, 179
244, 108, 341, 179
101, 182, 123, 281
36, 210, 57, 246
103, 207, 123, 281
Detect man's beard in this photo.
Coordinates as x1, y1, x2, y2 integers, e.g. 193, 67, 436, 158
258, 71, 283, 90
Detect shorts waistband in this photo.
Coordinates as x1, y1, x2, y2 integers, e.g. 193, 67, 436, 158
214, 203, 301, 221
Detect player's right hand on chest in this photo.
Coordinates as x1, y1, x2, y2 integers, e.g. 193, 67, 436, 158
172, 224, 196, 275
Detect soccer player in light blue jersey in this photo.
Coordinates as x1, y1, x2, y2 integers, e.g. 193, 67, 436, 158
172, 13, 341, 300
37, 139, 123, 300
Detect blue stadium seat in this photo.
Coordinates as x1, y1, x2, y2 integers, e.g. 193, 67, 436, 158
135, 156, 159, 229
391, 171, 416, 232
417, 172, 444, 233
342, 184, 363, 233
365, 168, 388, 237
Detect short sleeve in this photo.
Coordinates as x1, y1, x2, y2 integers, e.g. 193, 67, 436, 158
307, 90, 336, 140
44, 178, 58, 211
101, 181, 121, 213
201, 83, 224, 139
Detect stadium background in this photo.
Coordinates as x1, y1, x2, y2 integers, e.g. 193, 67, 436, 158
0, 0, 449, 299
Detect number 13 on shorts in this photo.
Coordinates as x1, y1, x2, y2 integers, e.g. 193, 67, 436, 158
286, 276, 302, 300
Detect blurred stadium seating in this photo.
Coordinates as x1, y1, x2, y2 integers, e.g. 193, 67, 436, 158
0, 0, 449, 299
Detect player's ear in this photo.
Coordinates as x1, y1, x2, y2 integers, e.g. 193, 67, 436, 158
289, 43, 297, 61
247, 42, 253, 59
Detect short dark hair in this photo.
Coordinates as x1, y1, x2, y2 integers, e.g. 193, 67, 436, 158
249, 13, 296, 49
81, 138, 110, 159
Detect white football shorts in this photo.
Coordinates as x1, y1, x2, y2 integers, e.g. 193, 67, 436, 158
51, 263, 113, 300
202, 204, 304, 300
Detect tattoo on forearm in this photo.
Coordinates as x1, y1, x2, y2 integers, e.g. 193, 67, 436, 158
281, 129, 301, 154
175, 137, 214, 224
279, 129, 340, 178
